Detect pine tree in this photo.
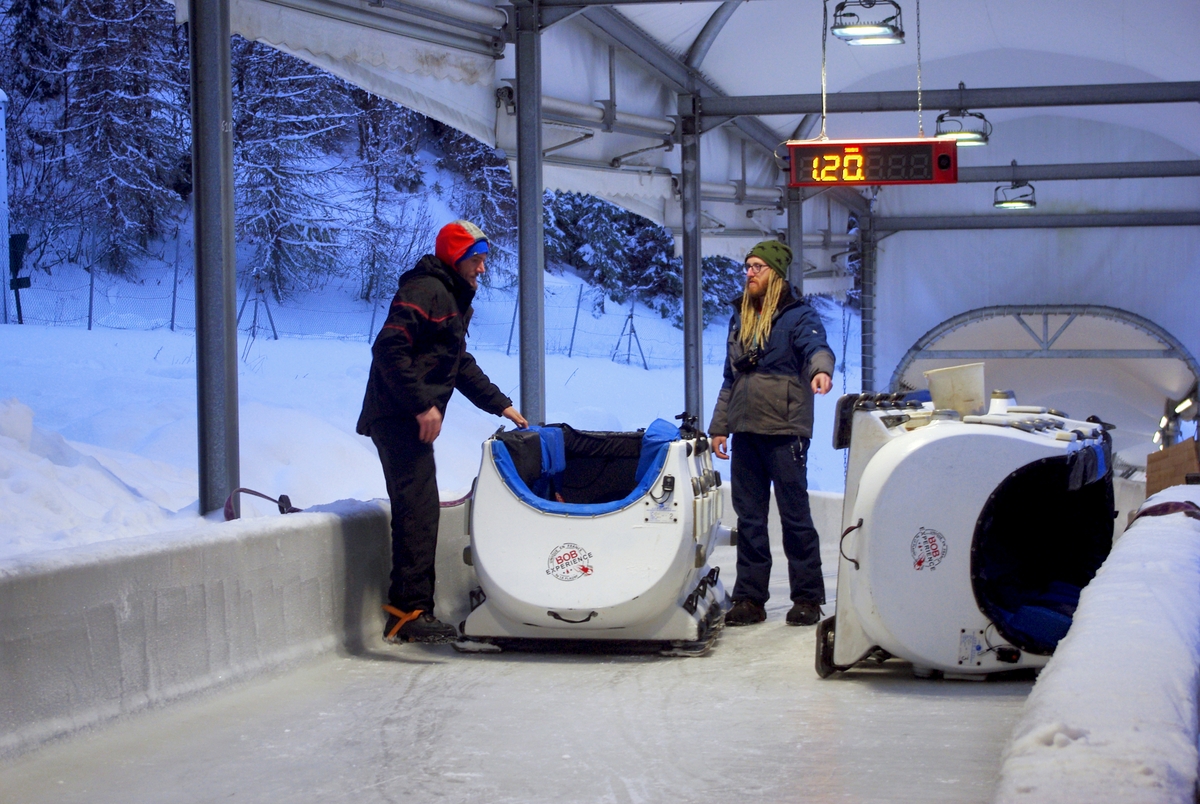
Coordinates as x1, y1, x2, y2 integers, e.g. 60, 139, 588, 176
3, 0, 68, 101
432, 122, 517, 285
1, 0, 85, 272
67, 0, 187, 274
346, 87, 431, 300
232, 39, 350, 297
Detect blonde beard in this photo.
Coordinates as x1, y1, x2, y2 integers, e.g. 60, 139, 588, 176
740, 271, 785, 350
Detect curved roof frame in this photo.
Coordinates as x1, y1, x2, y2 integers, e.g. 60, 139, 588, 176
894, 305, 1200, 376
890, 303, 1200, 399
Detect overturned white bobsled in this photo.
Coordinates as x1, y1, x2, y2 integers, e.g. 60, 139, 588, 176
460, 419, 729, 652
818, 390, 1115, 679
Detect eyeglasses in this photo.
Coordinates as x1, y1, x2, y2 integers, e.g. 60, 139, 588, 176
744, 262, 771, 276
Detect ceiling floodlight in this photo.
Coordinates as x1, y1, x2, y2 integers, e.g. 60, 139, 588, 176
937, 84, 992, 146
831, 0, 905, 45
1176, 397, 1195, 415
936, 110, 992, 146
993, 160, 1036, 209
1152, 430, 1163, 445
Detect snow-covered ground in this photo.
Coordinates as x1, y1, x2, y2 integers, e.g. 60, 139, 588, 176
0, 269, 859, 563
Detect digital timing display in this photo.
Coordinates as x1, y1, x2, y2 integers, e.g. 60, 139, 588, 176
787, 138, 958, 187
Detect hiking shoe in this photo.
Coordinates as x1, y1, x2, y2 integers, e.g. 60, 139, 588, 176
383, 606, 458, 644
786, 600, 822, 626
725, 598, 767, 626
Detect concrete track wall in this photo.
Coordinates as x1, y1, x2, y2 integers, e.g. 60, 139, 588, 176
0, 500, 392, 758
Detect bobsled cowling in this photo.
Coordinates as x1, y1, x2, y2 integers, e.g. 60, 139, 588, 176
463, 419, 728, 644
820, 395, 1115, 679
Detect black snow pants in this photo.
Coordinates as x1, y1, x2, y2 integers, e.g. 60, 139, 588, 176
370, 416, 440, 613
730, 432, 825, 606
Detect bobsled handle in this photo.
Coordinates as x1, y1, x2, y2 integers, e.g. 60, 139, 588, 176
548, 610, 599, 624
840, 519, 864, 570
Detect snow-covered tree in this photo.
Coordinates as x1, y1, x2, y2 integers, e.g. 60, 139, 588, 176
67, 0, 187, 274
345, 87, 432, 300
431, 122, 517, 285
232, 39, 350, 297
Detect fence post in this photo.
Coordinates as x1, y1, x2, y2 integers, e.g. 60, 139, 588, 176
367, 297, 378, 342
170, 228, 180, 331
87, 267, 94, 331
506, 296, 518, 356
568, 284, 583, 357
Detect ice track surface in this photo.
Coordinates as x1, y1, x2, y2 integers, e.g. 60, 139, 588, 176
0, 528, 1031, 804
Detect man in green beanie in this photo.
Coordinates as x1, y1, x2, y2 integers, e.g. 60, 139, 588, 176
709, 239, 835, 627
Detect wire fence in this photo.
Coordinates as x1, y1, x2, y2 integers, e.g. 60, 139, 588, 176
1, 271, 725, 368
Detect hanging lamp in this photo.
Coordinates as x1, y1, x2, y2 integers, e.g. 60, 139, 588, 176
994, 160, 1036, 209
831, 0, 906, 45
936, 84, 992, 145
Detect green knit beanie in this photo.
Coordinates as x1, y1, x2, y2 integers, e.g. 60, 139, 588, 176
747, 240, 793, 280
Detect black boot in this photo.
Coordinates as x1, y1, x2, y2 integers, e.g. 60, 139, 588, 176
786, 600, 822, 626
384, 606, 458, 644
726, 598, 767, 626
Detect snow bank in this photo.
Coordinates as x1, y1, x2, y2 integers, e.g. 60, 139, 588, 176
0, 399, 202, 557
994, 485, 1200, 804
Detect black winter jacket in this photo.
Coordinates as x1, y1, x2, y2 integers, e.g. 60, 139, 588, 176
356, 255, 511, 436
708, 288, 835, 438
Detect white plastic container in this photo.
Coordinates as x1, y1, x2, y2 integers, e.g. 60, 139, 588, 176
923, 362, 986, 416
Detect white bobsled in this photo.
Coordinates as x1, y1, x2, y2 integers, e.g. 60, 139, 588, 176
818, 390, 1115, 679
460, 419, 729, 651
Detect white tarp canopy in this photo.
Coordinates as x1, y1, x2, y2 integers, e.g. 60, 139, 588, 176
177, 0, 1199, 460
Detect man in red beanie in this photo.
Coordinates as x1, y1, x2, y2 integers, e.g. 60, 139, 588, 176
358, 219, 527, 643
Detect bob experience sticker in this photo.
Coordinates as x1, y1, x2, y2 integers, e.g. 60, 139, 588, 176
911, 527, 947, 571
547, 543, 594, 581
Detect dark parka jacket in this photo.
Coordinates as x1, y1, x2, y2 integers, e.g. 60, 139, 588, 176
708, 288, 835, 439
357, 255, 511, 436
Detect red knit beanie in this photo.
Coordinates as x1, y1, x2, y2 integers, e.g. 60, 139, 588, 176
435, 220, 488, 267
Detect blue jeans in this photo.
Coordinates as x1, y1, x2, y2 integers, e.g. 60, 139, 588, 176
730, 433, 825, 605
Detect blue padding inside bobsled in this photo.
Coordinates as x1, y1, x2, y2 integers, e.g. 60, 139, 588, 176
526, 425, 566, 499
492, 423, 676, 516
1001, 605, 1073, 649
636, 419, 681, 483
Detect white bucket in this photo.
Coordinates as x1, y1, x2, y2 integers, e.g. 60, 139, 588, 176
923, 362, 986, 416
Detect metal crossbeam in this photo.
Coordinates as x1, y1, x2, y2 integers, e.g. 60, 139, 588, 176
701, 81, 1200, 118
874, 212, 1200, 231
958, 161, 1200, 183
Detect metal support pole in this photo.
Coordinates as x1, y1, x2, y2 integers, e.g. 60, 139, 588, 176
679, 93, 704, 424
514, 3, 546, 424
860, 214, 876, 393
170, 228, 180, 332
86, 268, 93, 330
189, 0, 240, 516
787, 186, 804, 296
568, 284, 583, 357
0, 89, 8, 326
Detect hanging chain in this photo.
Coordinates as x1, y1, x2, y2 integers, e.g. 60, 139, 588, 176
820, 0, 829, 140
915, 0, 924, 137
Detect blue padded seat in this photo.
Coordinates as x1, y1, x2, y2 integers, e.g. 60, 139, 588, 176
1001, 605, 1073, 648
492, 419, 680, 516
